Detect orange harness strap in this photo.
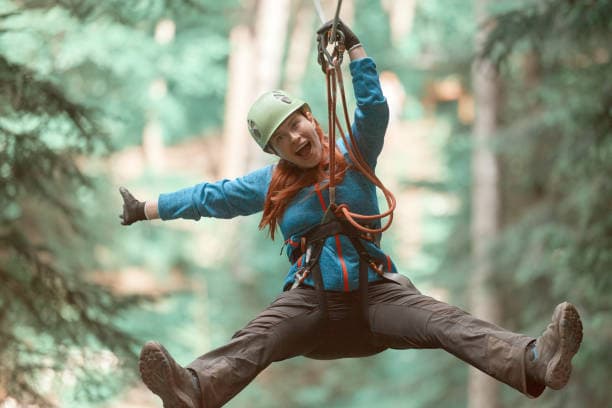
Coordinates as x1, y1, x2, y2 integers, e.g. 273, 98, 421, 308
323, 56, 396, 235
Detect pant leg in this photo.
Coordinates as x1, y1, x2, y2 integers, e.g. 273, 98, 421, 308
367, 280, 543, 397
187, 288, 322, 408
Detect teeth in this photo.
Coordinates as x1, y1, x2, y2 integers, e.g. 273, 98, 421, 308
296, 142, 309, 156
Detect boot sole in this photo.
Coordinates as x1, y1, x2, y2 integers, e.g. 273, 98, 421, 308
139, 341, 198, 408
545, 302, 583, 389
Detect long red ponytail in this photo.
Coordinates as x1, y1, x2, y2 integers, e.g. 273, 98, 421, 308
259, 113, 347, 239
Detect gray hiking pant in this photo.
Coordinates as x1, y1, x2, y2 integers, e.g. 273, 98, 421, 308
188, 280, 542, 408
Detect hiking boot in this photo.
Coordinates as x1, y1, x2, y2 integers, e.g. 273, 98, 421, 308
139, 341, 202, 408
526, 302, 583, 390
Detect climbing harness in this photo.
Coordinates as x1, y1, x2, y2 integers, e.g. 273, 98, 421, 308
287, 209, 411, 323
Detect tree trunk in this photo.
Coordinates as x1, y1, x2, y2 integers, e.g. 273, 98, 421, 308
468, 1, 502, 407
220, 24, 253, 179
142, 19, 176, 172
381, 0, 416, 47
283, 0, 315, 94
219, 0, 290, 281
248, 0, 291, 168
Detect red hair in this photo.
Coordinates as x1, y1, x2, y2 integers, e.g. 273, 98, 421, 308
259, 112, 347, 239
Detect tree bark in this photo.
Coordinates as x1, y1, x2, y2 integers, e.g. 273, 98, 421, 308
468, 1, 502, 407
381, 0, 416, 46
220, 25, 253, 178
142, 19, 176, 172
283, 0, 315, 94
248, 0, 291, 168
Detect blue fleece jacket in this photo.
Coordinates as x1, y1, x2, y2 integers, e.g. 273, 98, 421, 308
158, 57, 397, 292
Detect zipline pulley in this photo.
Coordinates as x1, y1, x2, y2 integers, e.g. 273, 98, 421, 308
316, 29, 345, 74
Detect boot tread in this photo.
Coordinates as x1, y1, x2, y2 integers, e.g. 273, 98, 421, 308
139, 341, 199, 408
545, 302, 583, 390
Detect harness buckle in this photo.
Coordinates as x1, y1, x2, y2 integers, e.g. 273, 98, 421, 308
290, 242, 315, 290
291, 266, 311, 290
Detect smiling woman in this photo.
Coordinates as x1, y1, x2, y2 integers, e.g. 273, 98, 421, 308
118, 18, 582, 408
267, 109, 323, 168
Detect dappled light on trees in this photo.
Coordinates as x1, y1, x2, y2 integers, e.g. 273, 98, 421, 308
1, 0, 610, 407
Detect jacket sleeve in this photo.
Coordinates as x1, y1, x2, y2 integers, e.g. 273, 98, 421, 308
348, 57, 389, 168
157, 165, 273, 220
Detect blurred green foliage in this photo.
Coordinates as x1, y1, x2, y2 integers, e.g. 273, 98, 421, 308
0, 0, 238, 405
427, 1, 611, 407
0, 0, 610, 407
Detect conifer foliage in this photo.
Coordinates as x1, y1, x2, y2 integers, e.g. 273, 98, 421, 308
481, 0, 611, 313
477, 0, 611, 405
0, 15, 137, 408
0, 0, 232, 405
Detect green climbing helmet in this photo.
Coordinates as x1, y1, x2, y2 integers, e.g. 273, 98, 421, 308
247, 90, 310, 152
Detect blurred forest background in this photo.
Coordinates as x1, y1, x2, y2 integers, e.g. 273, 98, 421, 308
1, 0, 610, 407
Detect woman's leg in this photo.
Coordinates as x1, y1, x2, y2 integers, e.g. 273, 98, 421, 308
187, 287, 322, 407
140, 287, 322, 408
366, 281, 543, 397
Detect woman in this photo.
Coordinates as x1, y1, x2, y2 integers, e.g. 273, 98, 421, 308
120, 20, 583, 408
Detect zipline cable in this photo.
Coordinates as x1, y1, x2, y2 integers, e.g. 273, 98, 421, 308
312, 0, 326, 23
330, 0, 343, 53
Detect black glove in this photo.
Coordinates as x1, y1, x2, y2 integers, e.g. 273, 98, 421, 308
119, 186, 146, 225
316, 18, 360, 51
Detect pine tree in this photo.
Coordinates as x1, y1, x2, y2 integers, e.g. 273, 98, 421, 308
0, 0, 236, 404
415, 0, 610, 405
478, 0, 611, 405
0, 47, 144, 407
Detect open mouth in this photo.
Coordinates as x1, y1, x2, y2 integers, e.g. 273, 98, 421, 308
295, 141, 312, 158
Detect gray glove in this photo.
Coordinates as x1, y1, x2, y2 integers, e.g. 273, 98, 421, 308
316, 18, 360, 50
119, 186, 146, 225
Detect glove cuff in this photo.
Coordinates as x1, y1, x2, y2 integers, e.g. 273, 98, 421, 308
347, 43, 363, 53
136, 200, 147, 221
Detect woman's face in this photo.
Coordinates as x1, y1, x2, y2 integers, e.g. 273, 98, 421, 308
269, 111, 323, 169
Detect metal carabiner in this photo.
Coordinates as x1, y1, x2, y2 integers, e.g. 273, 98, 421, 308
316, 30, 345, 73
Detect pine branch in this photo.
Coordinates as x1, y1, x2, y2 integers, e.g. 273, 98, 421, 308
17, 0, 218, 26
1, 55, 101, 144
0, 227, 144, 404
481, 0, 612, 65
